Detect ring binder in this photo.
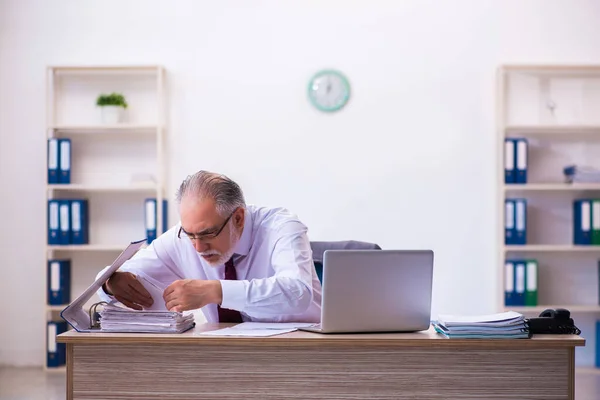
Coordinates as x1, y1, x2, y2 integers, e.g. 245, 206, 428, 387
89, 301, 108, 329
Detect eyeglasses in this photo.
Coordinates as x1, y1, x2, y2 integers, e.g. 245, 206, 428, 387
177, 209, 236, 242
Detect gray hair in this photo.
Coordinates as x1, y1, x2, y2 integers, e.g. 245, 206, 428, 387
175, 171, 246, 217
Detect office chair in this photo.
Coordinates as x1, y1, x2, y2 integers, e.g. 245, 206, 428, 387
310, 240, 382, 283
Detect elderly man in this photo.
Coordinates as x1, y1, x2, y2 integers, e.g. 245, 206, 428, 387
96, 170, 322, 323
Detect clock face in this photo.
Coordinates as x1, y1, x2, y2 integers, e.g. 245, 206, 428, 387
308, 70, 350, 112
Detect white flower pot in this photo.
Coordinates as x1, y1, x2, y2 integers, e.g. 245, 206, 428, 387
100, 106, 124, 124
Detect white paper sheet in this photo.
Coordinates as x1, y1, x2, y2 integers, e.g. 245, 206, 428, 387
232, 322, 316, 330
200, 327, 297, 337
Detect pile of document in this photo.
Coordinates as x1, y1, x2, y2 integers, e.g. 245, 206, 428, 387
433, 311, 530, 339
99, 303, 195, 333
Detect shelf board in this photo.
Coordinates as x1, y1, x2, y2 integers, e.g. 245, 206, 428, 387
508, 305, 600, 313
50, 65, 162, 73
47, 305, 68, 312
47, 183, 158, 193
44, 366, 66, 373
504, 245, 600, 253
576, 367, 600, 375
49, 124, 160, 134
47, 244, 129, 252
504, 183, 600, 192
505, 125, 600, 137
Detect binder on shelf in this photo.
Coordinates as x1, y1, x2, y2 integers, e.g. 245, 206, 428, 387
505, 199, 515, 245
70, 199, 89, 245
574, 199, 592, 245
515, 138, 528, 184
46, 320, 68, 368
145, 198, 168, 244
504, 138, 515, 184
58, 138, 71, 184
514, 198, 527, 245
47, 138, 59, 184
504, 260, 515, 306
592, 200, 600, 245
47, 200, 60, 245
596, 320, 600, 368
58, 200, 71, 245
47, 259, 71, 306
514, 261, 526, 306
525, 259, 538, 306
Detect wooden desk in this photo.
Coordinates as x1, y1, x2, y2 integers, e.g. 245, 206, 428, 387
58, 323, 585, 400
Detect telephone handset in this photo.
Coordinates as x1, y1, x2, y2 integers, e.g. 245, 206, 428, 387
526, 308, 581, 335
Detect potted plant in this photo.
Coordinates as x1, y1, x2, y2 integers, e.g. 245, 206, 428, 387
96, 92, 128, 124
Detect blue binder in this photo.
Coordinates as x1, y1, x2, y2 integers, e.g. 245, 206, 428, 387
58, 200, 71, 245
573, 199, 592, 245
504, 139, 516, 184
46, 321, 68, 368
70, 199, 89, 245
505, 199, 515, 245
596, 320, 600, 368
58, 138, 71, 184
47, 259, 71, 305
145, 198, 168, 244
48, 200, 60, 245
47, 138, 59, 184
514, 198, 527, 245
515, 138, 528, 184
504, 260, 516, 306
514, 261, 526, 306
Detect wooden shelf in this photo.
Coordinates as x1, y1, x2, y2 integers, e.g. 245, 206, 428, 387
49, 124, 159, 134
576, 366, 600, 375
505, 125, 600, 136
508, 305, 600, 313
47, 183, 158, 193
504, 245, 600, 253
47, 305, 68, 312
504, 183, 600, 192
47, 244, 129, 252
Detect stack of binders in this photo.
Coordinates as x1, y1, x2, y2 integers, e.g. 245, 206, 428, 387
47, 138, 71, 184
47, 199, 89, 245
433, 311, 530, 339
504, 259, 538, 307
505, 198, 527, 245
47, 259, 71, 306
573, 199, 600, 245
504, 138, 528, 184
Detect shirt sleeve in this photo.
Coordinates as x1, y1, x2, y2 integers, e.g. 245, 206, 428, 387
95, 227, 183, 304
220, 220, 315, 316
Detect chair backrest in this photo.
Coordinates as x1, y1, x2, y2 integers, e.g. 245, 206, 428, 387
310, 240, 382, 283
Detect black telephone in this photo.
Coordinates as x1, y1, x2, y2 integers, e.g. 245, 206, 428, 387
526, 308, 581, 335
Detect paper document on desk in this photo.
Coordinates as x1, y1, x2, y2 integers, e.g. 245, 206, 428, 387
200, 322, 315, 337
99, 303, 195, 333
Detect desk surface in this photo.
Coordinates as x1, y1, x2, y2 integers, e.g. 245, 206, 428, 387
58, 323, 585, 348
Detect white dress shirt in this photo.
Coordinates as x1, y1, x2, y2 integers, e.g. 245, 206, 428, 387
96, 205, 322, 323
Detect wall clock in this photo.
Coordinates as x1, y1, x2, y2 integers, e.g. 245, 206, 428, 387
307, 69, 351, 112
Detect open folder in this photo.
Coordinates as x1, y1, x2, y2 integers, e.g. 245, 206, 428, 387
60, 239, 195, 334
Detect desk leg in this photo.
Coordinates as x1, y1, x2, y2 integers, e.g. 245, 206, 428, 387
569, 348, 575, 400
66, 344, 73, 400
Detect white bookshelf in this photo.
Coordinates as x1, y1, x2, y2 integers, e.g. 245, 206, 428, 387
44, 65, 167, 371
497, 65, 600, 369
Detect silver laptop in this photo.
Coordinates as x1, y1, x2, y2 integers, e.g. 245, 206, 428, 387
301, 249, 434, 333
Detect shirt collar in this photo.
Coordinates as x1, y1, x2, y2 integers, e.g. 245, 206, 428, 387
233, 207, 252, 256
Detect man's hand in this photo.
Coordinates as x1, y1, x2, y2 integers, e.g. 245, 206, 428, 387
105, 272, 153, 310
163, 279, 222, 312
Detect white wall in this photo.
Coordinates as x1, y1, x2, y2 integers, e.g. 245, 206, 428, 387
1, 0, 600, 366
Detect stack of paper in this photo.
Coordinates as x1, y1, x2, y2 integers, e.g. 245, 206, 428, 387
433, 311, 530, 339
99, 303, 195, 333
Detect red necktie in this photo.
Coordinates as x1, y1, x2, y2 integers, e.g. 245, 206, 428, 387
218, 257, 243, 323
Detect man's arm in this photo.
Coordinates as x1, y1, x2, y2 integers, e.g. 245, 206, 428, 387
219, 220, 316, 316
95, 226, 184, 308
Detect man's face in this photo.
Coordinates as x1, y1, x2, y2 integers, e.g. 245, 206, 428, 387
179, 196, 243, 266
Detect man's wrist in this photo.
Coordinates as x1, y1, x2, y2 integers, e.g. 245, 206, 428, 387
213, 280, 223, 305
